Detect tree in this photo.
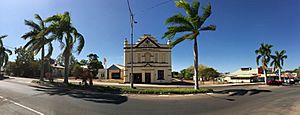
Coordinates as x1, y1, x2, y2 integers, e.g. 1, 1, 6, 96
180, 69, 193, 80
186, 64, 208, 76
14, 47, 38, 77
270, 50, 287, 81
45, 11, 85, 84
200, 68, 219, 81
4, 61, 17, 76
255, 43, 273, 84
87, 53, 104, 86
56, 54, 78, 66
163, 0, 216, 89
22, 14, 54, 81
0, 35, 12, 79
79, 59, 88, 65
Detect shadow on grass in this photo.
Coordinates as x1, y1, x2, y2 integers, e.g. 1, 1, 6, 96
214, 89, 272, 96
30, 85, 128, 104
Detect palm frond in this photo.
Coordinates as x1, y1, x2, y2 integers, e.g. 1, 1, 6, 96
200, 2, 211, 25
163, 26, 193, 39
0, 35, 7, 39
34, 14, 44, 29
200, 24, 216, 31
169, 33, 194, 47
24, 20, 41, 31
21, 31, 38, 39
282, 55, 287, 59
256, 55, 261, 65
24, 39, 36, 49
175, 0, 194, 17
265, 56, 271, 64
191, 0, 200, 16
280, 50, 286, 55
76, 33, 85, 54
255, 49, 261, 55
165, 13, 193, 28
45, 15, 61, 23
4, 48, 12, 55
270, 60, 275, 67
45, 42, 53, 58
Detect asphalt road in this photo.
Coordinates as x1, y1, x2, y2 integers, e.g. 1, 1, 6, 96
0, 78, 300, 115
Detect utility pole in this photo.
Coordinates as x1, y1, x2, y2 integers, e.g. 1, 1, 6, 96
126, 0, 135, 88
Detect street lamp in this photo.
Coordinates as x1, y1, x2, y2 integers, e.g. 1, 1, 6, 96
126, 0, 135, 88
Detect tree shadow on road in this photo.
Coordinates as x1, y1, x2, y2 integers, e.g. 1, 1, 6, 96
205, 94, 236, 101
30, 85, 128, 104
214, 89, 272, 96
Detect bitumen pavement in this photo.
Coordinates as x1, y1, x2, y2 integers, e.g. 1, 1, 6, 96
1, 76, 300, 115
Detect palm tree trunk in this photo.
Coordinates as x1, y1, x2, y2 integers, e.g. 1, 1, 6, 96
64, 53, 70, 84
278, 69, 281, 81
193, 38, 199, 90
0, 67, 3, 80
40, 46, 45, 81
264, 69, 267, 84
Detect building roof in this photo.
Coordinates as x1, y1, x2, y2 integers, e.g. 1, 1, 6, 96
229, 67, 258, 78
136, 34, 158, 44
108, 64, 124, 70
51, 64, 65, 69
124, 34, 171, 49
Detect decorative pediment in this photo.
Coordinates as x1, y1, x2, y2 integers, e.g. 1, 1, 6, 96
136, 37, 160, 48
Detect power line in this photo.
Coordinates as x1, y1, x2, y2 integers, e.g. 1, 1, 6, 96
134, 0, 174, 15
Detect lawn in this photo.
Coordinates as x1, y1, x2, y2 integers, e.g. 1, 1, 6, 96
32, 80, 213, 95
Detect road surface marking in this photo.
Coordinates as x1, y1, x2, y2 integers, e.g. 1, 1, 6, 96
0, 96, 44, 115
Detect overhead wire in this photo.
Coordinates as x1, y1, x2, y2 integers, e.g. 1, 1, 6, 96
134, 0, 175, 16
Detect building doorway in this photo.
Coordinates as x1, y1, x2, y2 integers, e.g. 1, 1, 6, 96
145, 73, 151, 83
133, 73, 142, 83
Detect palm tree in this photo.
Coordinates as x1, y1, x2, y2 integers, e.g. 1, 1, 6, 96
45, 12, 85, 84
271, 50, 287, 81
22, 14, 54, 81
0, 35, 12, 78
255, 43, 273, 84
163, 0, 216, 89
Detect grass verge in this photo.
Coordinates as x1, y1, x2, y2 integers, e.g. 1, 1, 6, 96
31, 80, 213, 95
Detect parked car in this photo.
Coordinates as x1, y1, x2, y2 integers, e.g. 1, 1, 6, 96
267, 80, 283, 85
283, 78, 295, 85
294, 78, 300, 83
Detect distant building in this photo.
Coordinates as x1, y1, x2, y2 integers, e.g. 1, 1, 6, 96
225, 67, 259, 83
123, 34, 172, 83
50, 64, 64, 77
97, 69, 107, 79
107, 64, 124, 79
223, 67, 297, 83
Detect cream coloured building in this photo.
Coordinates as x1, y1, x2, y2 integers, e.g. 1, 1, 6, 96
123, 34, 172, 83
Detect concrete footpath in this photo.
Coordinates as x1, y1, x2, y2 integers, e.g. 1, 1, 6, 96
56, 78, 264, 88
4, 76, 264, 88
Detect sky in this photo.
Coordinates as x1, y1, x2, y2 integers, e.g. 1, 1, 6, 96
0, 0, 299, 73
